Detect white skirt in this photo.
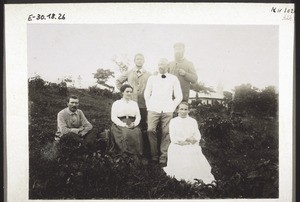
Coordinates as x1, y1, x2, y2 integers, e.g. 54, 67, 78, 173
164, 143, 215, 184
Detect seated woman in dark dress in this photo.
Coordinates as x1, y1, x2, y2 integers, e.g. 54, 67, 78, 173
110, 84, 143, 155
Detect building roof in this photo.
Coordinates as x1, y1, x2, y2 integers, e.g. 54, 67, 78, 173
189, 90, 224, 99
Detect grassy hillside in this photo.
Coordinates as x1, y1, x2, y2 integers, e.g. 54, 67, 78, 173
28, 78, 278, 199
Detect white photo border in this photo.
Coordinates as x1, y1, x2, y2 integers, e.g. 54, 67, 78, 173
5, 3, 294, 202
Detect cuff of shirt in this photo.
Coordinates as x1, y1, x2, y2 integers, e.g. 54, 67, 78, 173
70, 128, 80, 134
80, 131, 88, 136
116, 122, 127, 127
173, 139, 184, 143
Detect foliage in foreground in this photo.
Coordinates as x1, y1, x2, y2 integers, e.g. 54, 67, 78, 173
192, 104, 278, 198
31, 142, 220, 199
29, 77, 278, 199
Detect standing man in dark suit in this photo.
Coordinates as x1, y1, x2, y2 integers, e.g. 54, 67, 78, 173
168, 43, 198, 102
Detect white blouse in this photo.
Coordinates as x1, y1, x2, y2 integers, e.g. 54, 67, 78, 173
169, 116, 201, 144
111, 98, 141, 127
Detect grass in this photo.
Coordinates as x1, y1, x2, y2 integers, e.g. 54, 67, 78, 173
28, 82, 279, 199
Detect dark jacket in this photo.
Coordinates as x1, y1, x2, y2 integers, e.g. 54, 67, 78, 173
168, 59, 198, 101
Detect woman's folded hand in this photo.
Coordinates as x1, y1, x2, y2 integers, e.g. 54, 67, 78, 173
186, 136, 197, 144
176, 141, 190, 146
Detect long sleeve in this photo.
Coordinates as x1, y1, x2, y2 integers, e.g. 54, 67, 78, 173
193, 119, 201, 141
115, 71, 128, 90
57, 112, 79, 135
169, 119, 185, 143
111, 102, 127, 127
183, 62, 198, 83
173, 77, 183, 109
143, 77, 153, 109
79, 111, 93, 136
133, 102, 141, 126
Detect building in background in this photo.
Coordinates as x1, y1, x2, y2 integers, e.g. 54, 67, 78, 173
189, 81, 226, 106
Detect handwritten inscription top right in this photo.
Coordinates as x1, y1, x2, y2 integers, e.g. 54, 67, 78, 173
271, 6, 295, 22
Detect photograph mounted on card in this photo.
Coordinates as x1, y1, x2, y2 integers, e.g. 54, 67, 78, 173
4, 3, 294, 202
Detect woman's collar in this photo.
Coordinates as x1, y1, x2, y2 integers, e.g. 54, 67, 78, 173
121, 98, 131, 103
178, 115, 189, 119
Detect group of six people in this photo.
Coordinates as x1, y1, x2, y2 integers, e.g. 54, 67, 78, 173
55, 43, 215, 184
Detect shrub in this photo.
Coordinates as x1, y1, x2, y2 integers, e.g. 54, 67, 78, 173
29, 81, 279, 199
232, 84, 278, 117
88, 85, 122, 100
200, 114, 233, 139
58, 81, 68, 96
88, 85, 102, 96
28, 76, 46, 97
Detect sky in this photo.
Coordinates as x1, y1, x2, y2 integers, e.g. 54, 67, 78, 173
27, 24, 278, 92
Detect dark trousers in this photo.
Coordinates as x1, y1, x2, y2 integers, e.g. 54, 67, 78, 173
139, 108, 148, 132
59, 129, 98, 152
140, 108, 151, 158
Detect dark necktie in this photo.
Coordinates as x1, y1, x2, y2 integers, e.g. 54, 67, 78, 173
137, 70, 141, 76
161, 74, 166, 78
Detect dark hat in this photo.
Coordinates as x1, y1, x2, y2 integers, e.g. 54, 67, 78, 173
173, 42, 185, 49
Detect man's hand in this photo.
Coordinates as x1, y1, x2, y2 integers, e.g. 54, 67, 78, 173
127, 122, 135, 129
78, 126, 85, 137
78, 126, 85, 132
178, 69, 186, 76
186, 136, 197, 144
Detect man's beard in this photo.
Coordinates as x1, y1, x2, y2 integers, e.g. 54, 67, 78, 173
70, 106, 77, 111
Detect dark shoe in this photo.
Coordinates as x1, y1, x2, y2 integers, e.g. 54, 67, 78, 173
149, 159, 159, 167
159, 162, 167, 168
141, 157, 149, 166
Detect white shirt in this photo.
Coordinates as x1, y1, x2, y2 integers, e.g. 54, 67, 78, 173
111, 98, 141, 127
169, 116, 201, 144
144, 73, 183, 113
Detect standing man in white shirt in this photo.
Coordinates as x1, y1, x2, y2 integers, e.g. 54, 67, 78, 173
144, 58, 183, 167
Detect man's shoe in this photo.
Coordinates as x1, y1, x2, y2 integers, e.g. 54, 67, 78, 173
141, 158, 149, 166
54, 136, 61, 142
149, 159, 159, 167
159, 162, 167, 168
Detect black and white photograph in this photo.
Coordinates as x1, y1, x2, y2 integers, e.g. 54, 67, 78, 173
5, 3, 294, 201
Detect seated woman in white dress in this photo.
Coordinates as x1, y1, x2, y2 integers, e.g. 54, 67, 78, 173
110, 84, 143, 155
163, 102, 215, 184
